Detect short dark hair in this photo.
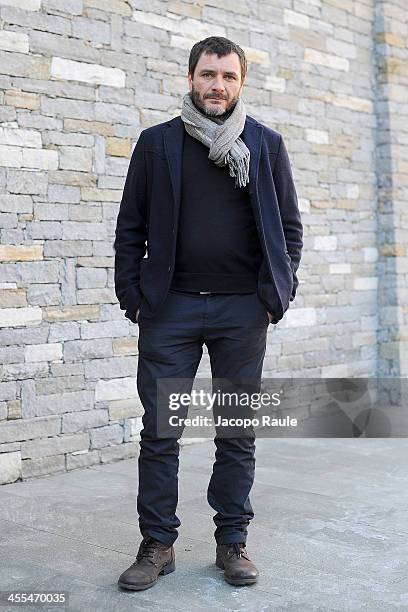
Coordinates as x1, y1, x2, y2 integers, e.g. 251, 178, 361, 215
188, 36, 247, 83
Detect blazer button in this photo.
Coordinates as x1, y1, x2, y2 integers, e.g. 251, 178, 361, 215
168, 265, 171, 273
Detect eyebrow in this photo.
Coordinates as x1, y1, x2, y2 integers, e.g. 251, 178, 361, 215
199, 69, 239, 77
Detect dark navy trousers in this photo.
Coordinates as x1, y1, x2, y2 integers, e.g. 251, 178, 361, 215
136, 289, 270, 547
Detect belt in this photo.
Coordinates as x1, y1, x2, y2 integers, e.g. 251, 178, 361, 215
170, 289, 218, 296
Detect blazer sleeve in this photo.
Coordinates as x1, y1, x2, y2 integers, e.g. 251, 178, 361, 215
273, 135, 303, 302
113, 130, 148, 323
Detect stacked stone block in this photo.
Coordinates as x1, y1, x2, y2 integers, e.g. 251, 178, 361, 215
373, 0, 408, 376
0, 0, 407, 482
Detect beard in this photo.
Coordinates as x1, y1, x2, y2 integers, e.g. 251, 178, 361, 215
189, 87, 238, 121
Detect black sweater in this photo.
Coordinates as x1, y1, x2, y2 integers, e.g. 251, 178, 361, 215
170, 131, 263, 293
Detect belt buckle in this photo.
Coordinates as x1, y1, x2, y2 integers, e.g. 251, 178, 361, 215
199, 291, 212, 295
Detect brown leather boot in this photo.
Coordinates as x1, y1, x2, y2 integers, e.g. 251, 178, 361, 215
216, 542, 259, 586
118, 536, 175, 591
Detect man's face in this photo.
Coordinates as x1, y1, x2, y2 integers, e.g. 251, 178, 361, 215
188, 51, 245, 118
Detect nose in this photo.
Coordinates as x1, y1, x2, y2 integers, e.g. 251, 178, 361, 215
210, 74, 226, 95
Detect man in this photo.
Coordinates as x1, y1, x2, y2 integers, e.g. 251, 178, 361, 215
114, 36, 303, 591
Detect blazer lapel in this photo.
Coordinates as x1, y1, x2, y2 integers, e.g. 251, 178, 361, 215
241, 117, 263, 196
164, 116, 185, 232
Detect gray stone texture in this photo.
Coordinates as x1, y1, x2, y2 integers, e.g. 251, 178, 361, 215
0, 1, 407, 482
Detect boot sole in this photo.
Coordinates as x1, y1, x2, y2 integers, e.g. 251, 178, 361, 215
224, 575, 258, 586
118, 559, 176, 591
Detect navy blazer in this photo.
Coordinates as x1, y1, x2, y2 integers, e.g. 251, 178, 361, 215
114, 114, 303, 324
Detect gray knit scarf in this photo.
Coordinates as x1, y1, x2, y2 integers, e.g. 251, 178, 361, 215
180, 91, 250, 189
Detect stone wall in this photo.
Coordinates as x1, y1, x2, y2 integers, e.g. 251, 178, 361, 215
373, 0, 408, 376
0, 0, 407, 482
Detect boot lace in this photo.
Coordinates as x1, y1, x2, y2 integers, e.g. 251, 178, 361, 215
136, 537, 160, 566
227, 542, 249, 560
